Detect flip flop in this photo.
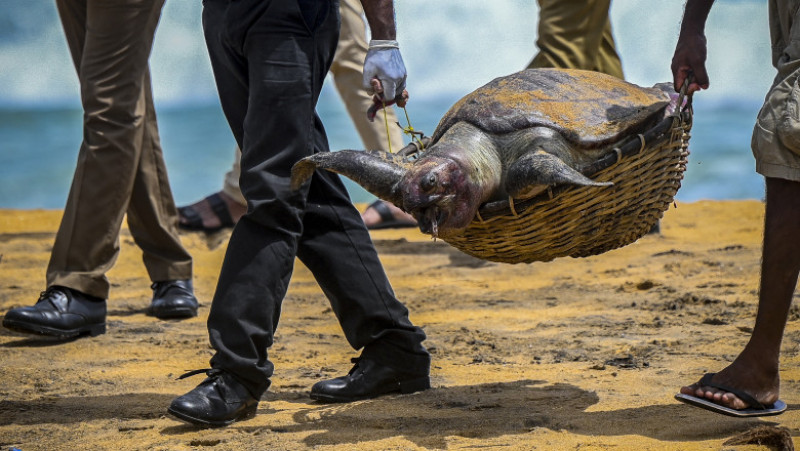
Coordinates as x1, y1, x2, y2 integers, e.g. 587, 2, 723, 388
674, 373, 788, 417
365, 200, 417, 230
178, 193, 236, 232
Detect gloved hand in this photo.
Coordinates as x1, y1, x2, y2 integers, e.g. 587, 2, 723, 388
363, 40, 408, 121
366, 81, 408, 122
363, 39, 407, 102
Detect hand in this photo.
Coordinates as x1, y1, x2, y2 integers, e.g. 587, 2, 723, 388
671, 31, 710, 94
366, 79, 409, 122
363, 40, 407, 101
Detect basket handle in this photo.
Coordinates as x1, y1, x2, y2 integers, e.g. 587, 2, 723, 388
674, 73, 694, 116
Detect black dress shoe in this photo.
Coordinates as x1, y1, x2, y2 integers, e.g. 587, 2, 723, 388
147, 280, 199, 319
168, 369, 258, 427
310, 357, 430, 402
2, 286, 106, 339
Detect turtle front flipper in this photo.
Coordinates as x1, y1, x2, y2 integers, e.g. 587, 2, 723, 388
505, 150, 612, 199
290, 149, 412, 205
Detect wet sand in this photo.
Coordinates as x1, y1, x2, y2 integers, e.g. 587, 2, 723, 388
0, 200, 798, 450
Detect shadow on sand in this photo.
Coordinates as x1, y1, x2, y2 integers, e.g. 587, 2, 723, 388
2, 379, 786, 449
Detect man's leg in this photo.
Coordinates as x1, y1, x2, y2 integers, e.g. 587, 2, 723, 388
681, 8, 800, 410
125, 69, 193, 284
170, 0, 341, 426
528, 0, 622, 79
170, 0, 427, 426
174, 0, 334, 406
681, 177, 800, 409
126, 70, 198, 319
294, 3, 430, 398
595, 16, 624, 80
4, 0, 197, 338
298, 158, 430, 398
222, 146, 247, 206
47, 0, 167, 299
307, 1, 428, 377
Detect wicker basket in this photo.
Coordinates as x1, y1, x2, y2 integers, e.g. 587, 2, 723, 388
439, 108, 692, 264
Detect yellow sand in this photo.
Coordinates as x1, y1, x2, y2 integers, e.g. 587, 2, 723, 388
0, 201, 797, 450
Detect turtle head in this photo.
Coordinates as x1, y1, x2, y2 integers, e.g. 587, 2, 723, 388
400, 155, 480, 238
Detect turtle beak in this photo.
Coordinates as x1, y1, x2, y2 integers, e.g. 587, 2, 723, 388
413, 204, 449, 238
400, 156, 477, 238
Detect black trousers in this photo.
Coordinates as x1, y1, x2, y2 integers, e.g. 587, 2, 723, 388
202, 0, 430, 398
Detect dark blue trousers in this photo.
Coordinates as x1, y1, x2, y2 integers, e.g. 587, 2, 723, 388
202, 0, 430, 398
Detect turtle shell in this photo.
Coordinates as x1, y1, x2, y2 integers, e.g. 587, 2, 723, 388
431, 68, 672, 148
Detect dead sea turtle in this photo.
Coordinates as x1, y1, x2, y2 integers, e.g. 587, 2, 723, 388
291, 68, 677, 238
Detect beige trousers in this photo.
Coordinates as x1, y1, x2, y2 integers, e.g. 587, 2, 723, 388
528, 0, 624, 79
222, 0, 405, 206
48, 0, 192, 299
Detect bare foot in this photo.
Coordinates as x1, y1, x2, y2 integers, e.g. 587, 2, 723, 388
178, 192, 246, 231
361, 200, 417, 229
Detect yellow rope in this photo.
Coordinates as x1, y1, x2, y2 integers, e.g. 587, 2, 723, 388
402, 106, 425, 150
382, 100, 392, 154
381, 99, 425, 154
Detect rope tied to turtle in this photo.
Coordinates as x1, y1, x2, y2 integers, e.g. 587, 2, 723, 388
380, 98, 426, 154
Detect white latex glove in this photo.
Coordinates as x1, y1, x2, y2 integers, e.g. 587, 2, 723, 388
362, 40, 407, 101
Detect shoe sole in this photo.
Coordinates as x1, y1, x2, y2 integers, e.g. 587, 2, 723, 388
148, 308, 198, 320
310, 376, 431, 403
167, 404, 257, 428
2, 319, 105, 339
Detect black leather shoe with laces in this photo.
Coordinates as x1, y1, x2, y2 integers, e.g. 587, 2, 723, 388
168, 369, 259, 427
147, 280, 199, 319
310, 357, 430, 402
2, 286, 106, 339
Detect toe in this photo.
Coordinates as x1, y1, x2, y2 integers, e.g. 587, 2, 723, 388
709, 390, 725, 402
678, 384, 699, 396
721, 392, 748, 410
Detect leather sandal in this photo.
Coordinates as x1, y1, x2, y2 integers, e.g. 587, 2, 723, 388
178, 193, 236, 232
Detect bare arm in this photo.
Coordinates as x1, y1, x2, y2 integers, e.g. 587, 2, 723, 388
360, 0, 407, 109
361, 0, 397, 40
672, 0, 715, 93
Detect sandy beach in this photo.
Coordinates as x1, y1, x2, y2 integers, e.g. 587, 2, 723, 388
1, 200, 799, 450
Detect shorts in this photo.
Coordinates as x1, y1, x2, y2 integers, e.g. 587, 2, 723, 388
752, 71, 800, 182
752, 0, 800, 182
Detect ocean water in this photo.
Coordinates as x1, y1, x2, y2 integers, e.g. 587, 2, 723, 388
0, 0, 776, 209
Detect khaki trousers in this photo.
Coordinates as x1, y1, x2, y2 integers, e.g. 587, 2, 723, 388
48, 0, 192, 299
751, 0, 800, 182
221, 0, 404, 206
528, 0, 624, 79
